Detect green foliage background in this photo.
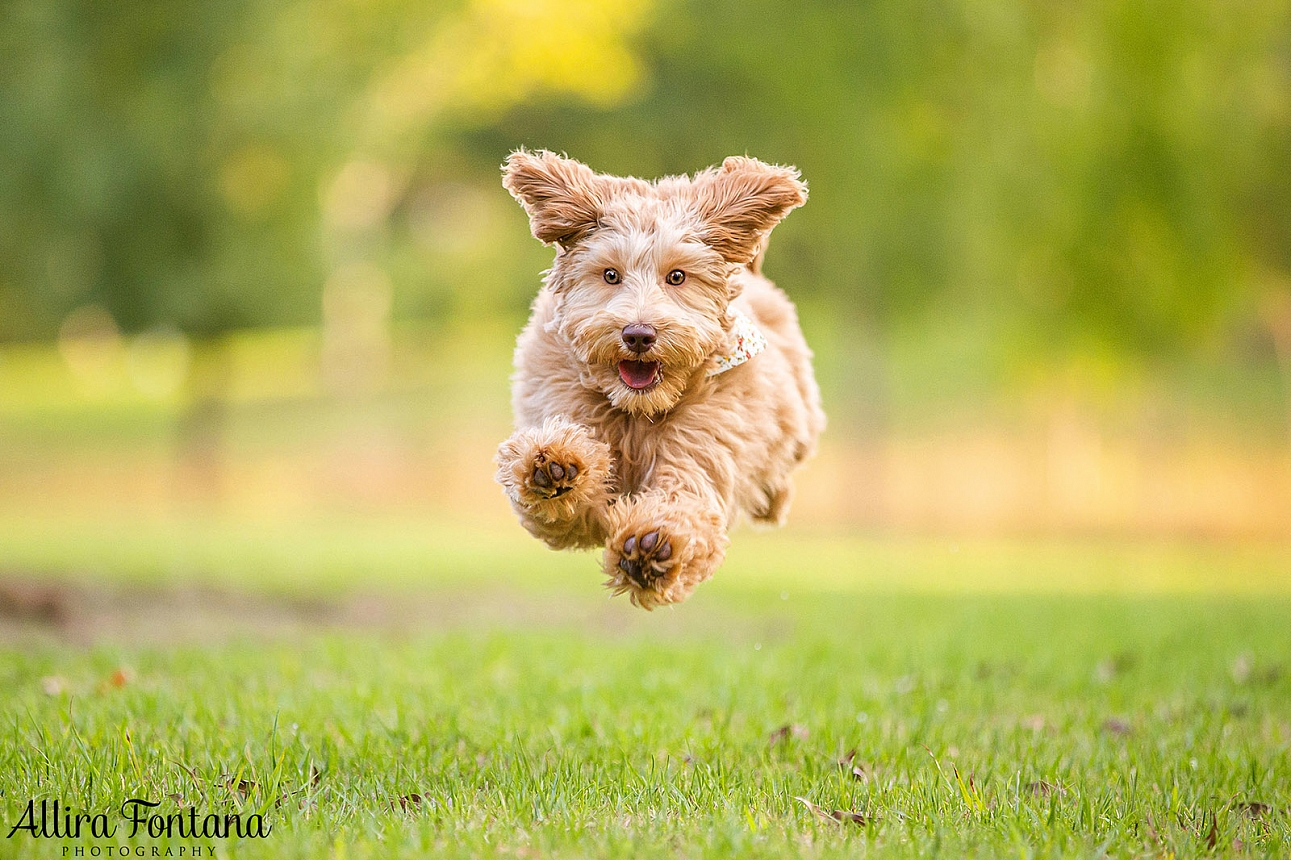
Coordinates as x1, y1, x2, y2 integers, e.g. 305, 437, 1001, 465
2, 0, 1289, 376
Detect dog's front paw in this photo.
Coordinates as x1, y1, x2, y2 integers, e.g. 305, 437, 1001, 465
604, 495, 728, 610
615, 528, 677, 590
495, 418, 611, 523
527, 454, 581, 501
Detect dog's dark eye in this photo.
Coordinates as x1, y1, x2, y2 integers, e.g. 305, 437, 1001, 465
666, 269, 686, 286
603, 268, 621, 285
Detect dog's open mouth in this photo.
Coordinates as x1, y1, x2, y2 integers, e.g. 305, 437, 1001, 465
618, 360, 661, 390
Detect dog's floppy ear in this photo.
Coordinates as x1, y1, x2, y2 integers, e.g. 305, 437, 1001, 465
692, 156, 807, 265
502, 149, 605, 250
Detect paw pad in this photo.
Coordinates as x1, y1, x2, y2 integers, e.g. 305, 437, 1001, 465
617, 529, 674, 587
529, 456, 580, 499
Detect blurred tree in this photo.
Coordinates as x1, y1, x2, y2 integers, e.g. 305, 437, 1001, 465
0, 0, 315, 337
1, 0, 1289, 409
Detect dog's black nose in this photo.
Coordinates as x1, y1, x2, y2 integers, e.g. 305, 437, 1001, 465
621, 324, 657, 353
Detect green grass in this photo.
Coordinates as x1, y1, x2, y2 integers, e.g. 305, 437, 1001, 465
2, 525, 1289, 858
4, 514, 1291, 596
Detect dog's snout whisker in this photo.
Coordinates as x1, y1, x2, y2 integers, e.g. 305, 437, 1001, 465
621, 323, 657, 353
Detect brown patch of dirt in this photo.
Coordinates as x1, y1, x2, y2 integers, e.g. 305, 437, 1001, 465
0, 571, 758, 645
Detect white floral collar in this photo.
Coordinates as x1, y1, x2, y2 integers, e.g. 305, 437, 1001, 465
708, 310, 767, 376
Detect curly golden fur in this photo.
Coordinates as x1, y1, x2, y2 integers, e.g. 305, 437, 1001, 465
494, 150, 825, 609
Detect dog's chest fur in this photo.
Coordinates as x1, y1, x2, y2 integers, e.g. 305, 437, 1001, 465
598, 408, 681, 495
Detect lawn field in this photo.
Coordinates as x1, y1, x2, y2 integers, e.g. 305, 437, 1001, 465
1, 524, 1289, 858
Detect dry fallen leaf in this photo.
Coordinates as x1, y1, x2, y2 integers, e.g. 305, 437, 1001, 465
769, 724, 809, 745
836, 751, 873, 782
96, 667, 135, 693
1025, 780, 1064, 797
392, 793, 430, 812
1101, 717, 1132, 736
794, 796, 869, 826
219, 775, 256, 798
1231, 654, 1253, 684
1255, 665, 1284, 686
40, 676, 67, 696
1232, 801, 1270, 819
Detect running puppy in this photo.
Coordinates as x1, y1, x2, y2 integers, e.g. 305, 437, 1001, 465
495, 150, 825, 608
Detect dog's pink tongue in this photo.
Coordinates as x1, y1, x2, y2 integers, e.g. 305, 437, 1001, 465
618, 360, 660, 390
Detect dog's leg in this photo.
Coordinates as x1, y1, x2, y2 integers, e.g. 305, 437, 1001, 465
602, 464, 730, 609
495, 417, 614, 550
